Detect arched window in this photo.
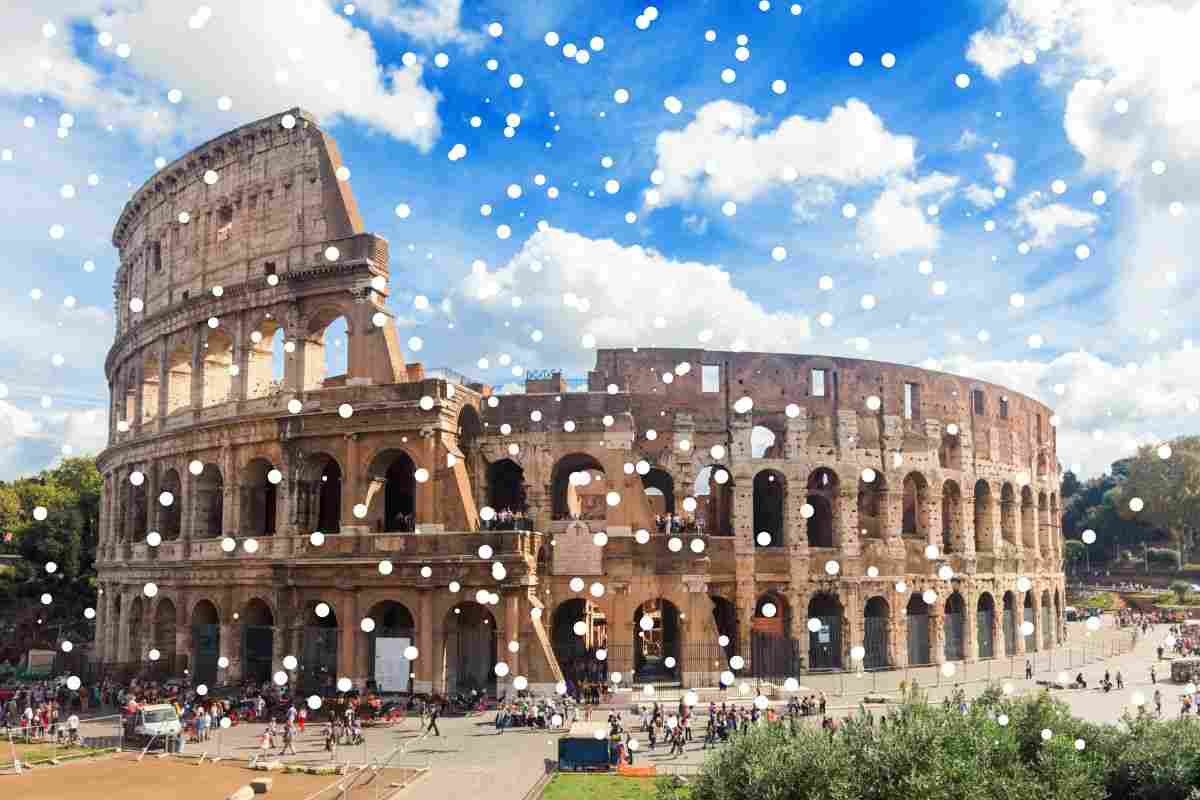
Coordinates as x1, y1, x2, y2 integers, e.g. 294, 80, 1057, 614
159, 469, 182, 541
201, 327, 235, 407
1000, 483, 1018, 545
750, 425, 780, 458
551, 453, 606, 520
694, 465, 733, 536
641, 467, 675, 515
241, 458, 278, 535
246, 318, 286, 400
303, 309, 351, 390
487, 459, 527, 518
941, 480, 961, 554
901, 472, 928, 538
805, 468, 838, 548
367, 450, 417, 532
973, 480, 993, 552
195, 463, 224, 538
752, 470, 785, 547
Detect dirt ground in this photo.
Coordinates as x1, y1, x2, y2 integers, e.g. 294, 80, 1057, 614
3, 752, 418, 799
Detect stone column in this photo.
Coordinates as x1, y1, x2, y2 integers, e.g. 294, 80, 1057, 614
156, 337, 169, 424
931, 601, 945, 665
894, 601, 908, 668
116, 591, 132, 664
925, 486, 943, 559
133, 359, 144, 432
964, 587, 978, 661
231, 314, 248, 402
189, 327, 204, 409
504, 592, 521, 680
417, 590, 435, 694
341, 433, 363, 534
94, 586, 107, 664
1030, 592, 1042, 653
988, 488, 1003, 554
835, 488, 859, 556
960, 485, 977, 559
791, 589, 809, 669
1039, 503, 1052, 564
337, 589, 358, 686
146, 464, 161, 536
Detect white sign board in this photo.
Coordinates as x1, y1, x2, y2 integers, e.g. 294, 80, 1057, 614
818, 625, 831, 644
374, 637, 411, 693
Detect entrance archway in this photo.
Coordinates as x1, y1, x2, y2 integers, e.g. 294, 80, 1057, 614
445, 602, 497, 695
153, 599, 177, 672
1041, 589, 1053, 649
977, 593, 996, 659
241, 598, 275, 684
1003, 591, 1017, 656
944, 592, 965, 661
1024, 592, 1037, 652
551, 453, 606, 520
752, 593, 797, 679
752, 470, 785, 547
710, 596, 738, 662
191, 600, 220, 686
159, 470, 182, 541
301, 602, 339, 692
367, 450, 417, 532
805, 468, 837, 548
551, 598, 607, 685
906, 594, 930, 666
128, 596, 144, 663
195, 464, 224, 538
487, 459, 527, 516
633, 599, 680, 682
863, 596, 890, 669
364, 601, 416, 693
641, 468, 675, 515
241, 459, 277, 536
694, 465, 733, 536
807, 593, 842, 670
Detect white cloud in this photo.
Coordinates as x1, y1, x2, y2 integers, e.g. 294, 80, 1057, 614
964, 184, 999, 209
0, 401, 107, 480
458, 226, 812, 362
857, 173, 958, 257
1014, 191, 1098, 247
933, 344, 1200, 477
353, 0, 483, 48
985, 153, 1016, 186
3, 1, 442, 149
966, 23, 1026, 79
650, 98, 917, 208
955, 129, 982, 150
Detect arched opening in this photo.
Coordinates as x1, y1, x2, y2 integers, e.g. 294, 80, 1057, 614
241, 598, 275, 684
445, 602, 497, 696
1002, 591, 1017, 656
944, 592, 965, 661
1041, 589, 1053, 649
806, 468, 837, 548
633, 598, 681, 682
122, 370, 137, 428
551, 598, 607, 687
299, 453, 343, 534
1038, 491, 1050, 556
753, 470, 785, 547
863, 596, 890, 670
304, 309, 351, 391
201, 327, 235, 407
551, 453, 606, 520
976, 593, 996, 659
941, 480, 961, 554
710, 596, 738, 661
159, 469, 182, 541
641, 467, 675, 516
246, 318, 286, 399
153, 599, 177, 672
857, 473, 885, 539
694, 465, 733, 536
487, 459, 528, 519
141, 350, 161, 425
1000, 484, 1018, 546
750, 425, 780, 458
128, 596, 144, 663
807, 593, 842, 670
364, 601, 416, 693
1023, 591, 1037, 652
195, 463, 224, 538
906, 593, 930, 666
110, 595, 122, 663
974, 480, 993, 552
457, 405, 482, 494
241, 458, 278, 536
1021, 486, 1036, 550
165, 341, 193, 415
901, 472, 929, 539
191, 600, 220, 685
939, 431, 962, 470
1054, 588, 1063, 644
301, 602, 339, 693
367, 449, 417, 533
751, 593, 797, 679
1036, 452, 1048, 478
128, 478, 148, 540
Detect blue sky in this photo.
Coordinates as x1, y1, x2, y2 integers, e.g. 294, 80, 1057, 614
0, 0, 1198, 479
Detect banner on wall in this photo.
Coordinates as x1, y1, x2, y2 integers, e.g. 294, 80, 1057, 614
374, 637, 411, 692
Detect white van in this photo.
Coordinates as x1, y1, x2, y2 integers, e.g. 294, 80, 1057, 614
125, 704, 182, 747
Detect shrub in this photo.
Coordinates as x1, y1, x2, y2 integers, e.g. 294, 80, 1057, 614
1147, 548, 1181, 569
1172, 580, 1192, 604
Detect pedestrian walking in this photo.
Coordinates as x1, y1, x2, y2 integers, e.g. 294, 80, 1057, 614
280, 722, 297, 756
1025, 660, 1033, 680
426, 703, 441, 737
1151, 665, 1157, 685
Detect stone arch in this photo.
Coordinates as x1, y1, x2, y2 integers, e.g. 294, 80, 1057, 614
1023, 591, 1037, 652
1036, 452, 1049, 478
140, 348, 162, 425
201, 326, 235, 407
805, 467, 838, 548
366, 448, 418, 532
164, 336, 193, 415
941, 480, 962, 554
153, 597, 177, 668
456, 405, 482, 492
245, 315, 286, 400
710, 595, 739, 660
195, 463, 224, 539
751, 591, 794, 678
1041, 588, 1053, 649
976, 592, 996, 659
1054, 587, 1063, 644
944, 591, 966, 661
1002, 591, 1017, 656
939, 429, 963, 470
973, 480, 993, 552
641, 466, 675, 516
807, 593, 843, 670
551, 598, 607, 685
159, 468, 182, 541
906, 593, 931, 666
304, 304, 354, 391
551, 452, 607, 520
128, 473, 148, 541
300, 599, 339, 691
750, 424, 781, 459
863, 595, 891, 669
190, 598, 221, 685
298, 451, 343, 534
1000, 483, 1018, 546
363, 600, 417, 692
901, 471, 930, 539
240, 597, 275, 683
487, 458, 527, 516
128, 595, 144, 662
752, 469, 786, 547
240, 458, 278, 536
444, 601, 498, 695
633, 598, 681, 681
1021, 486, 1036, 550
694, 464, 733, 536
858, 472, 886, 539
1038, 490, 1050, 555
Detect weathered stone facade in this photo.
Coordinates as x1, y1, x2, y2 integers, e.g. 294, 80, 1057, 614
94, 110, 1066, 696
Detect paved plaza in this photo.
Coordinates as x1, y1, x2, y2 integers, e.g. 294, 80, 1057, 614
58, 618, 1182, 799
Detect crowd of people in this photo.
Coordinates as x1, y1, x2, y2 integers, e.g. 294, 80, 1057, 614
480, 508, 533, 531
654, 513, 701, 535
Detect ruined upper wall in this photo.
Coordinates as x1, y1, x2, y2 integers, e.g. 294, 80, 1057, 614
111, 108, 365, 334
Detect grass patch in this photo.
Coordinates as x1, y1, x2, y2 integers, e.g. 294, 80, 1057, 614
542, 773, 661, 800
1071, 592, 1118, 609
0, 742, 102, 768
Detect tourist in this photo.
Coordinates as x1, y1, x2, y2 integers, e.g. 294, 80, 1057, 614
1116, 671, 1124, 690
1154, 689, 1163, 718
1025, 660, 1033, 680
426, 702, 441, 737
1151, 665, 1157, 685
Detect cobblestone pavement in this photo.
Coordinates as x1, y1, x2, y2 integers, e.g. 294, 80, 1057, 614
65, 617, 1181, 798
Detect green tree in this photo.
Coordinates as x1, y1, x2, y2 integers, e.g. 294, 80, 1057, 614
1122, 437, 1200, 563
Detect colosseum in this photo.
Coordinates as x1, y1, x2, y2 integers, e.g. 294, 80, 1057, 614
93, 109, 1066, 697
